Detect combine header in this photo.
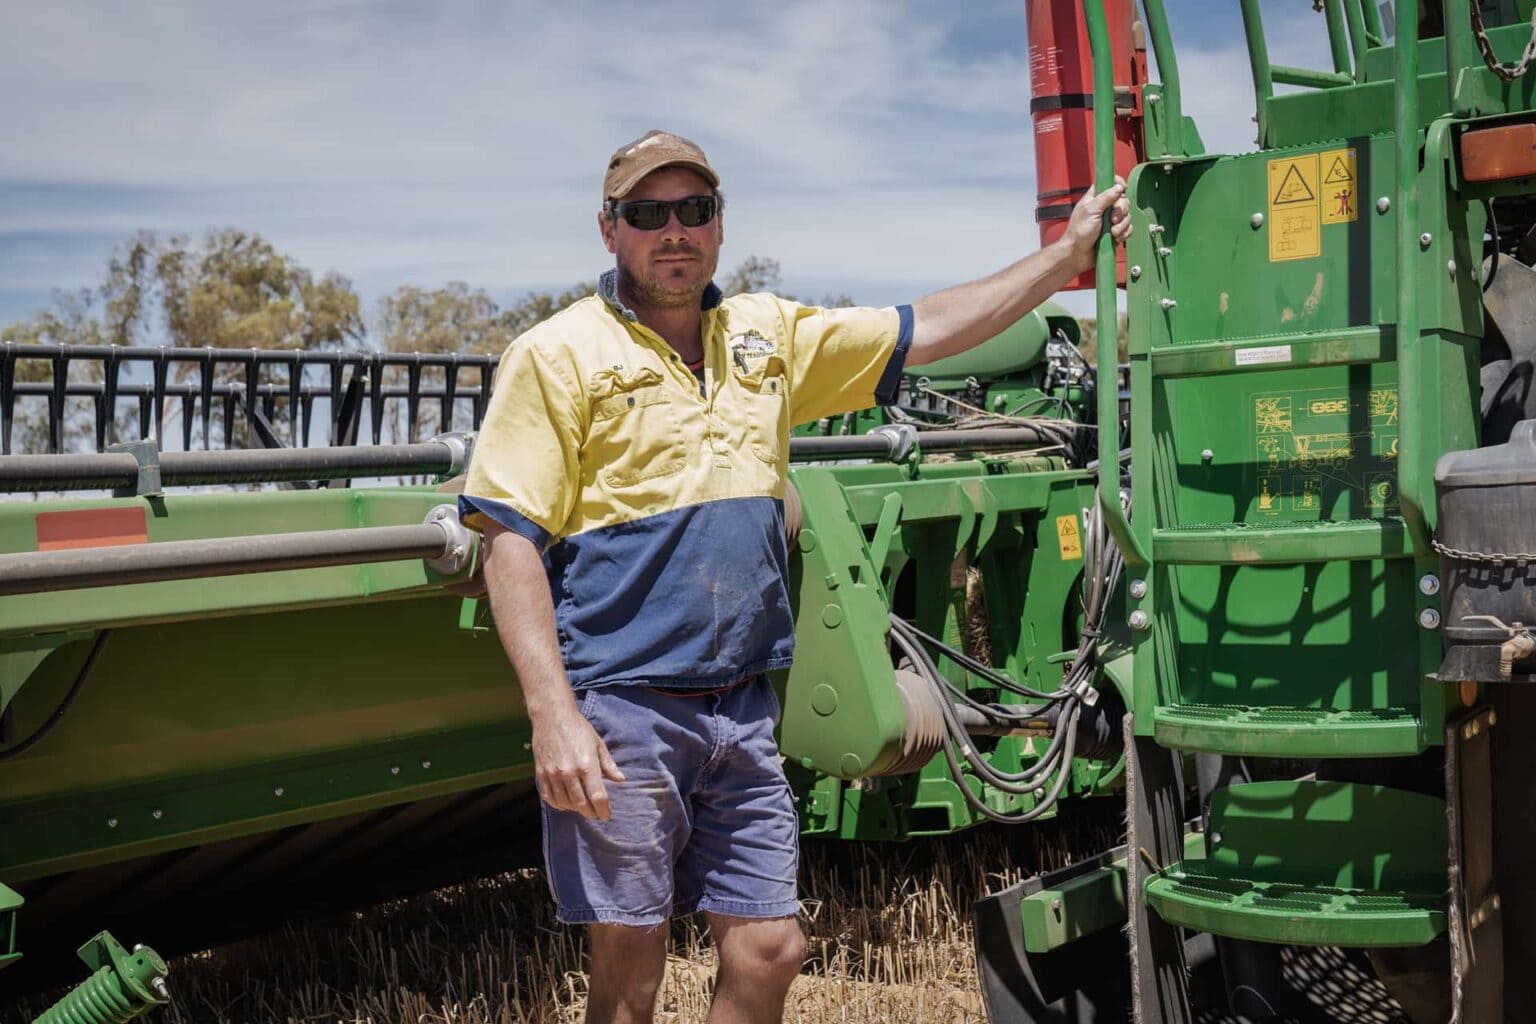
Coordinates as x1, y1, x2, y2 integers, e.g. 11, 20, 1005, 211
0, 284, 1119, 1017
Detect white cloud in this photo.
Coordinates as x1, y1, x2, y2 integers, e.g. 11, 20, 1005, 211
0, 0, 1340, 325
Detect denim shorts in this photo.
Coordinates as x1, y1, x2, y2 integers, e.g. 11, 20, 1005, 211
541, 675, 801, 926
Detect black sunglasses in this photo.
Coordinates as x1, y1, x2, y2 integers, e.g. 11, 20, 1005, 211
608, 194, 720, 231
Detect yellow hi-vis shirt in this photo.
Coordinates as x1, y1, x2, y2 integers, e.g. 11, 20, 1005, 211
460, 270, 912, 689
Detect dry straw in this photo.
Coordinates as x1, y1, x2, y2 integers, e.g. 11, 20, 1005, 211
14, 814, 1120, 1024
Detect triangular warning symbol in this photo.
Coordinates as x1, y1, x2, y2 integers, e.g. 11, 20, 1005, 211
1324, 156, 1353, 183
1272, 164, 1315, 205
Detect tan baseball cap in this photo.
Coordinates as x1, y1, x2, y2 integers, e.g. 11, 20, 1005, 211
602, 129, 720, 202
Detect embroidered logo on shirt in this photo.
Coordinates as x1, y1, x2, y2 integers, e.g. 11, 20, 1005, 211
727, 330, 775, 374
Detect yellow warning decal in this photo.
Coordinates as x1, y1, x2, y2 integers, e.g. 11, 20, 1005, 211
1055, 513, 1083, 560
1267, 154, 1320, 261
1320, 147, 1357, 224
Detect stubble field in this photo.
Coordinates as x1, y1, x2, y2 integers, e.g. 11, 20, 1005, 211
22, 816, 1118, 1024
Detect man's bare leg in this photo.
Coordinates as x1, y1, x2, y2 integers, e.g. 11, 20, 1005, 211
586, 923, 669, 1024
704, 914, 806, 1024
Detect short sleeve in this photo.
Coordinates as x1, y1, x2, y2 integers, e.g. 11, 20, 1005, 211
780, 301, 913, 426
459, 338, 583, 550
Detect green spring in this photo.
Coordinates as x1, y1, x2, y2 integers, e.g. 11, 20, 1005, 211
33, 965, 151, 1024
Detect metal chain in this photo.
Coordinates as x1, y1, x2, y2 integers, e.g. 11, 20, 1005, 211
1432, 537, 1536, 566
1471, 1, 1536, 83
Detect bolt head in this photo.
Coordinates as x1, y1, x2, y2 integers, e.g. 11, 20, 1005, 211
390, 765, 401, 776
1201, 448, 1214, 462
152, 977, 170, 998
1130, 264, 1142, 279
1418, 574, 1440, 596
1419, 232, 1433, 248
1210, 831, 1222, 845
1420, 608, 1442, 629
107, 817, 118, 828
421, 759, 432, 769
1129, 579, 1148, 599
1376, 196, 1391, 214
1250, 212, 1265, 229
152, 808, 163, 820
1129, 610, 1151, 631
1447, 259, 1457, 278
274, 786, 285, 797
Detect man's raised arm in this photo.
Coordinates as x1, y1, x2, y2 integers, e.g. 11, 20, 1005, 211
906, 180, 1132, 368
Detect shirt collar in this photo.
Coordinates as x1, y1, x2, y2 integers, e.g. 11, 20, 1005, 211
598, 268, 723, 322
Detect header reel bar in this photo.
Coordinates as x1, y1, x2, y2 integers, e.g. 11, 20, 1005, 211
0, 343, 498, 455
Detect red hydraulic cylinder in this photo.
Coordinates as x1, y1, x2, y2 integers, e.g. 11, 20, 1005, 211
1027, 0, 1147, 289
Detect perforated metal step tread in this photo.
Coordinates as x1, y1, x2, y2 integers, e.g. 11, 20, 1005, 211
1144, 863, 1445, 948
1152, 703, 1425, 757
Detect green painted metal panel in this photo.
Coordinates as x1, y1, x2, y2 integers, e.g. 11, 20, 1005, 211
0, 596, 528, 881
1122, 111, 1481, 749
0, 488, 458, 638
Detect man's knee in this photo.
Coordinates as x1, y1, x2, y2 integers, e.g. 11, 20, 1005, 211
588, 923, 669, 998
715, 916, 806, 983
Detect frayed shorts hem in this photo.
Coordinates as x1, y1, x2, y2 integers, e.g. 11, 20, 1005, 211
683, 896, 801, 920
556, 897, 801, 927
555, 906, 670, 928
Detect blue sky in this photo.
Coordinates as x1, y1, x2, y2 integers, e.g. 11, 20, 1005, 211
1, 1, 1335, 333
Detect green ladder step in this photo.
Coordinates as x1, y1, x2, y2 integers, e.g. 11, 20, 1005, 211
1148, 326, 1394, 379
1144, 781, 1448, 948
1151, 518, 1410, 565
1144, 863, 1445, 948
1152, 703, 1426, 757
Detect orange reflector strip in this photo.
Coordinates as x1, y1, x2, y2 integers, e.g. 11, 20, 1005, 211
1461, 122, 1536, 183
36, 507, 149, 551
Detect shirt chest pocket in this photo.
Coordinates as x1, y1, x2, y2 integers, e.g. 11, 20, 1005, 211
586, 368, 687, 491
730, 358, 789, 465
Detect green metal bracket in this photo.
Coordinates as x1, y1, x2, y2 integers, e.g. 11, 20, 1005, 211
457, 596, 492, 634
780, 468, 909, 778
105, 440, 162, 499
866, 491, 905, 593
1019, 833, 1204, 954
32, 931, 169, 1024
0, 882, 21, 972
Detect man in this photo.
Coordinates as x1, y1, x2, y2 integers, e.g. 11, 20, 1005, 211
459, 129, 1131, 1024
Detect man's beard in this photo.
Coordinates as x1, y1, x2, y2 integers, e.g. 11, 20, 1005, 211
617, 247, 713, 310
